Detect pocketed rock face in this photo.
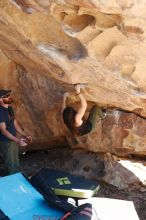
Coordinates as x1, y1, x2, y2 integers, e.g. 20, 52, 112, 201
1, 0, 146, 157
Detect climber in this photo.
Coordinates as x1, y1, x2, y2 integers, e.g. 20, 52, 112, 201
62, 84, 106, 136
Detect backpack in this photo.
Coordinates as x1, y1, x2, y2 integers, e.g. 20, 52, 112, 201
60, 203, 93, 220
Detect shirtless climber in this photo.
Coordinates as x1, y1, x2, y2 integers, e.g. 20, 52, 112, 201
62, 84, 106, 136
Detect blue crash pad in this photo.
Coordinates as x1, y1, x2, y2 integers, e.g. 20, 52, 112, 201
0, 173, 63, 220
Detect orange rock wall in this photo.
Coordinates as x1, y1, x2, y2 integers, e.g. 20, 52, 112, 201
0, 0, 146, 156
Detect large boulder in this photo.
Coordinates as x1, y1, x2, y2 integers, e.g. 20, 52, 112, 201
0, 0, 146, 157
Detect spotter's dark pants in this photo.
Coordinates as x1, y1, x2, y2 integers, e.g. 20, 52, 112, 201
0, 141, 19, 174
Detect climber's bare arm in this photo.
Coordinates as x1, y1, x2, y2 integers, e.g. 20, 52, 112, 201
74, 84, 87, 127
62, 92, 69, 114
74, 93, 87, 127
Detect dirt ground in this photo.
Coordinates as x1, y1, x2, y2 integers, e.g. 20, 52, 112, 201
1, 147, 146, 220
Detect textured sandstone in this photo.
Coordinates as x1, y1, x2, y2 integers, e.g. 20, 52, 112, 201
0, 0, 146, 157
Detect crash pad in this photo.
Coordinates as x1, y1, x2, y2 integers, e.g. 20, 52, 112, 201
78, 197, 140, 220
30, 168, 100, 198
0, 173, 63, 220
